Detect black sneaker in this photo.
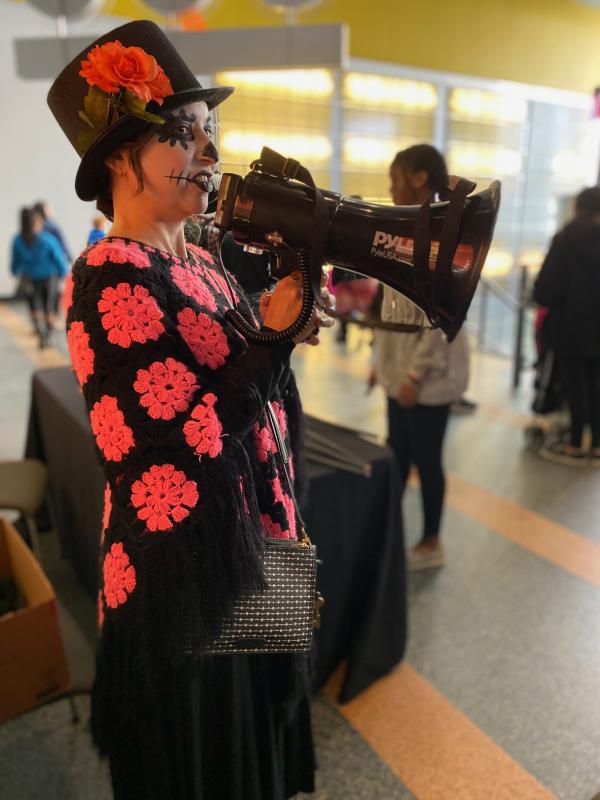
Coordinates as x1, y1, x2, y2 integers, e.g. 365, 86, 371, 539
539, 443, 588, 466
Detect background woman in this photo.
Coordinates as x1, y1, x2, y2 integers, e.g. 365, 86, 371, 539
372, 144, 469, 570
48, 20, 331, 799
10, 205, 68, 347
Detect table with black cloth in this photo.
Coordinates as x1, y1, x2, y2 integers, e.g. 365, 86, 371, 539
26, 367, 406, 702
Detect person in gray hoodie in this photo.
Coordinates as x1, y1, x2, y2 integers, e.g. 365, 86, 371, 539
372, 145, 470, 570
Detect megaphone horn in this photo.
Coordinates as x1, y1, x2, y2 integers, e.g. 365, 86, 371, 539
214, 147, 501, 343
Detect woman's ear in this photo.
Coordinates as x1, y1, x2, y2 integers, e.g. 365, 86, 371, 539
410, 170, 429, 191
105, 150, 126, 177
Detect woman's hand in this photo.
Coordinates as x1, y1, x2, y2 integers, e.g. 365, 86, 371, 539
397, 380, 419, 407
260, 271, 334, 345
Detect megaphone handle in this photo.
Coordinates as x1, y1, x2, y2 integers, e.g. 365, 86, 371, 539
222, 249, 316, 346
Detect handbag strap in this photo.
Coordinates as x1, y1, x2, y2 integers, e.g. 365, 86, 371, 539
265, 401, 311, 545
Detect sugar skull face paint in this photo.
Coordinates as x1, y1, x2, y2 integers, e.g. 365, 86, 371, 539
157, 107, 197, 150
134, 101, 219, 218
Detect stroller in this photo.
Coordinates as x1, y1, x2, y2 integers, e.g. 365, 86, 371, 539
524, 307, 570, 451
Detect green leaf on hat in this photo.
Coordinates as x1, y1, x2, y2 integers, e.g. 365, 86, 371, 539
83, 86, 111, 128
78, 110, 95, 129
77, 125, 98, 156
123, 90, 166, 125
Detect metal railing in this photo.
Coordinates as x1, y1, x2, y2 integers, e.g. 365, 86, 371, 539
468, 265, 532, 389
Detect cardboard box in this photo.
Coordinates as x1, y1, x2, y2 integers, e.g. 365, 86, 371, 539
0, 517, 69, 723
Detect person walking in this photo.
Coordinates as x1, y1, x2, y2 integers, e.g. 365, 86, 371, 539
534, 186, 600, 465
372, 144, 469, 570
10, 206, 68, 347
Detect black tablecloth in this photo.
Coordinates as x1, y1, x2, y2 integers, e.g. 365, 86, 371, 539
26, 367, 406, 702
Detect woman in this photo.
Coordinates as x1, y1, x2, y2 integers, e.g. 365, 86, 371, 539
47, 21, 331, 799
372, 145, 469, 570
10, 206, 68, 347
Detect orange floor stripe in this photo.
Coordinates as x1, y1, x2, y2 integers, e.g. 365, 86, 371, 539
329, 663, 555, 800
446, 473, 600, 587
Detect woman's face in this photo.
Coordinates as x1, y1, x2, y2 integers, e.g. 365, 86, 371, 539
132, 100, 218, 220
32, 211, 44, 234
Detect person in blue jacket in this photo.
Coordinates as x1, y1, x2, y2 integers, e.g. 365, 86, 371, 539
11, 206, 68, 347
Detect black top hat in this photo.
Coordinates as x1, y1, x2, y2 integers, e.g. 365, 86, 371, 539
48, 20, 233, 201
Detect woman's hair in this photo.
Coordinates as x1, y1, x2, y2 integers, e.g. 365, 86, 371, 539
20, 207, 37, 246
96, 127, 154, 221
392, 144, 449, 193
33, 201, 47, 220
575, 186, 600, 217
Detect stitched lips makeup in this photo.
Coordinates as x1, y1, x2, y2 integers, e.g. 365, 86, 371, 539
165, 170, 221, 192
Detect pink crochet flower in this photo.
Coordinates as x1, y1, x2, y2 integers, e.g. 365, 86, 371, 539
271, 476, 285, 505
133, 357, 198, 421
203, 267, 239, 303
188, 244, 215, 265
67, 321, 95, 385
270, 477, 297, 539
261, 514, 290, 540
62, 272, 74, 316
177, 308, 230, 369
271, 401, 288, 441
103, 542, 136, 609
183, 392, 223, 458
98, 283, 164, 348
86, 238, 150, 269
253, 423, 276, 463
171, 263, 217, 312
131, 463, 199, 532
101, 482, 112, 544
90, 395, 135, 462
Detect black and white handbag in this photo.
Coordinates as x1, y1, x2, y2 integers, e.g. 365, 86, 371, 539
208, 402, 322, 654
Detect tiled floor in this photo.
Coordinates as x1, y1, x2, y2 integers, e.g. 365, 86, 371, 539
2, 301, 600, 799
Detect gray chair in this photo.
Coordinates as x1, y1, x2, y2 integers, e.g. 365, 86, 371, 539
0, 459, 48, 559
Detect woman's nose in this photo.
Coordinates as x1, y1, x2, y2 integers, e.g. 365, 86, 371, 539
198, 139, 219, 165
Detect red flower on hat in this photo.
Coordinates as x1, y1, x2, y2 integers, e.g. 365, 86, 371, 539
80, 40, 173, 106
183, 392, 223, 458
98, 283, 164, 348
90, 395, 135, 462
133, 357, 198, 421
131, 463, 199, 532
103, 542, 136, 609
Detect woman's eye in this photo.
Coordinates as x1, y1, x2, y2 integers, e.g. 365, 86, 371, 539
204, 127, 213, 137
176, 125, 191, 135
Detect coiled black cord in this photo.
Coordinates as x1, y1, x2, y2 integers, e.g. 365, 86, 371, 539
217, 236, 316, 345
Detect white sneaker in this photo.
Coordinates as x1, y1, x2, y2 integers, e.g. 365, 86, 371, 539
406, 546, 445, 571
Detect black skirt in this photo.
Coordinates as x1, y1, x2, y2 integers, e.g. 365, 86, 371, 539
99, 653, 316, 800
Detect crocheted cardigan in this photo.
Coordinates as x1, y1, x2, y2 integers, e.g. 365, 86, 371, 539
65, 237, 304, 746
